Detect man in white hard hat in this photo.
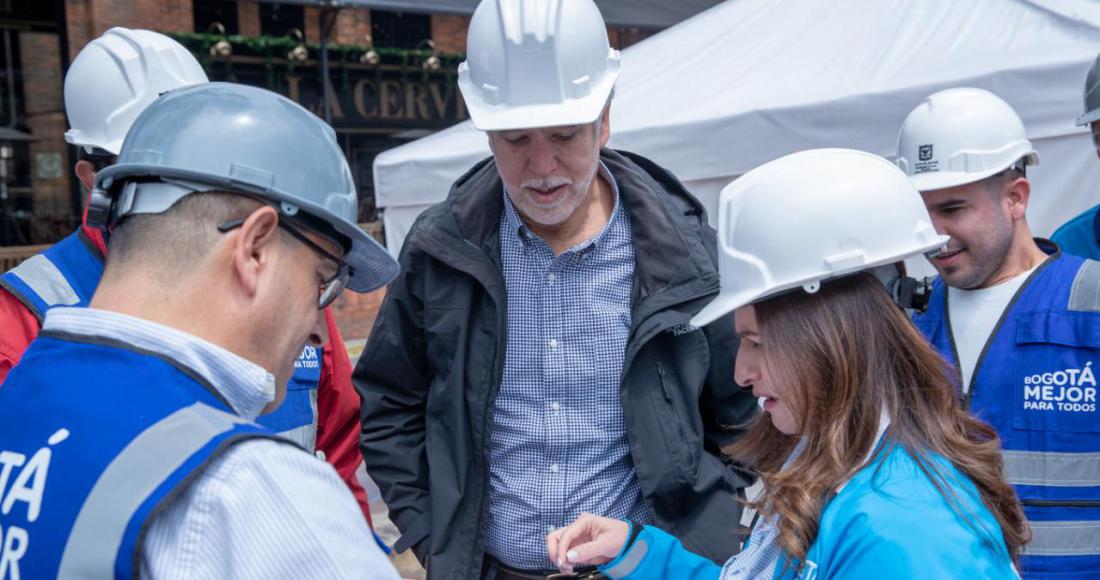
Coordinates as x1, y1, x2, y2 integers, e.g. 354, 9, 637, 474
0, 28, 381, 530
355, 0, 757, 578
1052, 51, 1100, 259
898, 87, 1100, 577
0, 82, 400, 578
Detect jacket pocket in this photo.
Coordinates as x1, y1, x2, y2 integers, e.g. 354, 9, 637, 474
1012, 312, 1100, 434
651, 360, 699, 479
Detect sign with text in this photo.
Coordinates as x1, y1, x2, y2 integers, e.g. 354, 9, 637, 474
206, 60, 468, 130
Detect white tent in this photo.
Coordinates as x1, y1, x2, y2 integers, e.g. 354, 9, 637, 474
374, 0, 1100, 269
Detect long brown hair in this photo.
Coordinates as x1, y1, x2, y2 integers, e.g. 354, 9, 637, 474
726, 273, 1029, 565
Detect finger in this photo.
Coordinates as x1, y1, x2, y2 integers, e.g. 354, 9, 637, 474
554, 519, 593, 570
565, 536, 619, 566
546, 528, 563, 565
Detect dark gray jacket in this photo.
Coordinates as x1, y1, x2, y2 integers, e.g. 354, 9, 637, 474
355, 149, 758, 579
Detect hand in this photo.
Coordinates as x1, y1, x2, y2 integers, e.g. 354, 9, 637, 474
546, 513, 630, 574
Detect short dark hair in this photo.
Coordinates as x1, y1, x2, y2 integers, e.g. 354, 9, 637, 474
106, 192, 262, 282
984, 165, 1025, 197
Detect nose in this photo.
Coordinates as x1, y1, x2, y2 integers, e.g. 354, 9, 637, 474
733, 349, 755, 388
527, 139, 558, 175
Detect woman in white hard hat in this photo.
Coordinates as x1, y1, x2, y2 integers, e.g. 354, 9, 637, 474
546, 149, 1028, 579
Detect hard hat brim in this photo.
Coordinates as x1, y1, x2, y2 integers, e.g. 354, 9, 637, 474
689, 234, 949, 330
1077, 108, 1100, 127
907, 150, 1038, 192
336, 223, 400, 293
459, 73, 617, 132
95, 164, 399, 294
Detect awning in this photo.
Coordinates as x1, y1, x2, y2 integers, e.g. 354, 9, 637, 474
235, 0, 723, 30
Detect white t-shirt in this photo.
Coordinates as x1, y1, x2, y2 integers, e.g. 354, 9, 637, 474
947, 267, 1037, 393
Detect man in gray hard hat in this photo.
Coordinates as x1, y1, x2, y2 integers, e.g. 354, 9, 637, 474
355, 0, 757, 577
1052, 52, 1100, 258
0, 82, 400, 579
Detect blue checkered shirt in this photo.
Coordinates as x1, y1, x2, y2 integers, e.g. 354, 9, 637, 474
486, 164, 655, 570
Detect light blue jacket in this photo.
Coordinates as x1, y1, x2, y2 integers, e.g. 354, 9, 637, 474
598, 443, 1018, 579
1051, 205, 1100, 260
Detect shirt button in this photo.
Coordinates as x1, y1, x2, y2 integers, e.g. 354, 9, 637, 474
549, 338, 558, 350
550, 463, 559, 473
551, 401, 561, 412
548, 272, 556, 283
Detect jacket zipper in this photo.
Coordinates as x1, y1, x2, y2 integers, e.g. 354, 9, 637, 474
471, 267, 507, 580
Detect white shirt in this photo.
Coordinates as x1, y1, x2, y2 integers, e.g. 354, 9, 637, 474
947, 268, 1036, 392
42, 308, 399, 580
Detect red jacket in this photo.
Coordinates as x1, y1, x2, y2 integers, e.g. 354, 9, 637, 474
0, 224, 374, 526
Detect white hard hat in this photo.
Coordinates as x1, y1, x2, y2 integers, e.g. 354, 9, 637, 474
457, 0, 620, 131
64, 28, 208, 155
896, 88, 1038, 192
690, 149, 948, 328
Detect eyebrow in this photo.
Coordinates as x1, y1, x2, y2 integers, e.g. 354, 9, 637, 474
928, 199, 967, 211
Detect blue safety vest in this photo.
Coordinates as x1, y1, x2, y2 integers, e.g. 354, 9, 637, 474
912, 249, 1100, 578
0, 332, 290, 579
0, 229, 322, 449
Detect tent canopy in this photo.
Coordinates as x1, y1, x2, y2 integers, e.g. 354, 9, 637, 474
374, 0, 1100, 256
235, 0, 720, 29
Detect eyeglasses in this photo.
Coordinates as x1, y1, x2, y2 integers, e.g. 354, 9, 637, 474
217, 217, 352, 309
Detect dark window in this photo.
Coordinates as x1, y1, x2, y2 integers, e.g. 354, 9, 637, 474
0, 28, 24, 130
261, 3, 305, 38
0, 0, 61, 31
370, 10, 432, 50
193, 0, 239, 35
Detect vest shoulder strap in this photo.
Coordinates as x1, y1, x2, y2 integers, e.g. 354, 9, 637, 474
1068, 259, 1100, 312
57, 402, 285, 578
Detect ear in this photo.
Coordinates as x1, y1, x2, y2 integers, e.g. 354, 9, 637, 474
1004, 177, 1031, 221
226, 206, 282, 301
74, 160, 96, 193
598, 105, 611, 149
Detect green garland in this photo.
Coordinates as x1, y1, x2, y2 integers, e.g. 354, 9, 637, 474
168, 31, 463, 83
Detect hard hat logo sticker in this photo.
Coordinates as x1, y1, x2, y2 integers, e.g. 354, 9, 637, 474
914, 144, 938, 174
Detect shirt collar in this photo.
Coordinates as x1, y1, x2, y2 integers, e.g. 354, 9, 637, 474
42, 307, 275, 420
502, 161, 623, 252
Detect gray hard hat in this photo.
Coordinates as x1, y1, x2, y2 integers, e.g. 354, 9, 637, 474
88, 82, 398, 293
1079, 51, 1100, 126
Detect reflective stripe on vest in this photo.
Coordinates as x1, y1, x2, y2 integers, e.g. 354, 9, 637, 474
276, 386, 319, 451
57, 402, 250, 577
1024, 521, 1100, 557
0, 230, 103, 322
1069, 258, 1100, 312
1004, 450, 1100, 487
7, 254, 80, 310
